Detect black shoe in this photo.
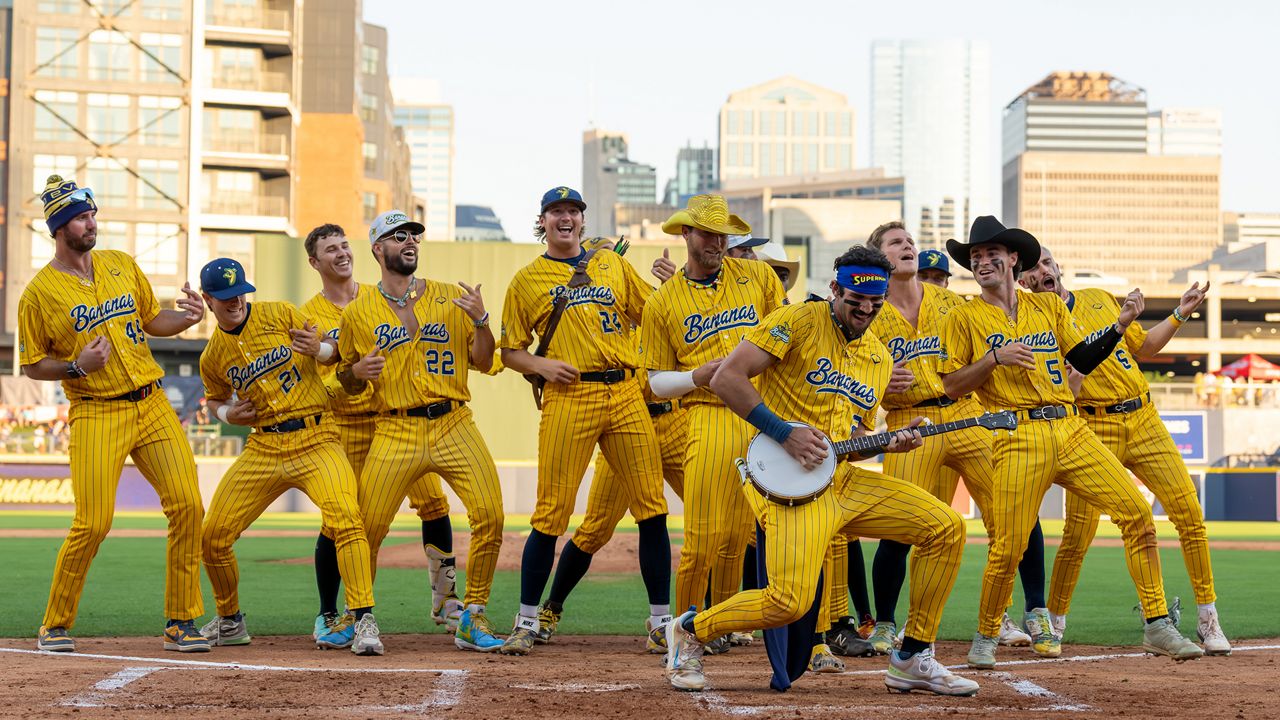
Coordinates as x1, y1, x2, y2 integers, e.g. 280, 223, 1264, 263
827, 616, 876, 657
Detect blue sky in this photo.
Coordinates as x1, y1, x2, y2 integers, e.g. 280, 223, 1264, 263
365, 0, 1279, 240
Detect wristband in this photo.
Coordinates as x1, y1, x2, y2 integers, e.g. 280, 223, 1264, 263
316, 342, 335, 362
473, 311, 490, 328
1172, 307, 1189, 324
989, 347, 1000, 366
66, 361, 88, 379
216, 405, 231, 424
1168, 313, 1184, 329
746, 402, 793, 445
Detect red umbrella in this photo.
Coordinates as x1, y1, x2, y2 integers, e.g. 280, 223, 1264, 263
1212, 354, 1280, 381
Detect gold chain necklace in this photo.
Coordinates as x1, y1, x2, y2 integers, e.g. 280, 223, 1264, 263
53, 257, 93, 287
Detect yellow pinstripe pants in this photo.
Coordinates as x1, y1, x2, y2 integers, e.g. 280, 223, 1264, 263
695, 464, 965, 643
883, 399, 998, 519
44, 391, 205, 629
573, 405, 689, 554
978, 416, 1166, 637
531, 377, 665, 537
1049, 403, 1214, 613
358, 406, 503, 607
202, 421, 373, 616
334, 414, 449, 523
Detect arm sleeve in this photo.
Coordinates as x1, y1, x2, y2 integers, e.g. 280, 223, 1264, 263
648, 370, 698, 398
937, 310, 973, 375
199, 349, 232, 402
18, 295, 51, 366
640, 301, 678, 371
131, 256, 162, 323
499, 280, 533, 351
1064, 326, 1123, 374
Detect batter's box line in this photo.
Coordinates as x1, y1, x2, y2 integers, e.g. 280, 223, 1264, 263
0, 646, 468, 674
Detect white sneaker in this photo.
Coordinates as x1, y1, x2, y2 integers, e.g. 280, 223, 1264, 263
199, 613, 251, 646
664, 610, 705, 691
351, 613, 385, 656
1196, 608, 1231, 656
997, 612, 1032, 647
1142, 616, 1203, 661
886, 648, 980, 696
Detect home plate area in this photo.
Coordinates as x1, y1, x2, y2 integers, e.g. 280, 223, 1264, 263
2, 637, 1275, 719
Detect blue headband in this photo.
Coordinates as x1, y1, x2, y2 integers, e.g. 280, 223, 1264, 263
835, 264, 889, 296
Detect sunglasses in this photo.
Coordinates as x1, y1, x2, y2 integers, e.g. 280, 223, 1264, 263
379, 230, 421, 244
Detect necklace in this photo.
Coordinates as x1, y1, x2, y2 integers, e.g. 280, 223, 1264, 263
378, 277, 417, 308
53, 257, 93, 287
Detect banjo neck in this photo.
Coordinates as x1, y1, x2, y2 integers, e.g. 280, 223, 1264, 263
833, 416, 983, 458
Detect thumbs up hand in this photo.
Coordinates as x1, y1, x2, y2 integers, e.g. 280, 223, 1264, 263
652, 247, 677, 283
353, 344, 385, 381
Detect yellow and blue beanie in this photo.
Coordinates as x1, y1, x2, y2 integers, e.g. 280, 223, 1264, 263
41, 175, 97, 235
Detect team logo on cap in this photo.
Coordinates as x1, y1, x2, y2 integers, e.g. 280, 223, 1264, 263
927, 254, 940, 267
223, 267, 237, 285
556, 187, 570, 199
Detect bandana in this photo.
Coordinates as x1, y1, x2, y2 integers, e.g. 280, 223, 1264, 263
835, 264, 889, 296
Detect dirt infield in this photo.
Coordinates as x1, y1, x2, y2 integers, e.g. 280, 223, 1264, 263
2, 635, 1275, 719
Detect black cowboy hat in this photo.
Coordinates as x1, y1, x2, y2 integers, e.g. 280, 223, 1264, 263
945, 216, 1041, 271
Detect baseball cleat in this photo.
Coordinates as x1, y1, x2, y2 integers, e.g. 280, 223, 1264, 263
317, 613, 356, 649
998, 612, 1032, 647
728, 631, 754, 646
857, 614, 876, 640
886, 648, 980, 696
351, 613, 385, 656
827, 616, 876, 657
431, 596, 463, 633
163, 620, 211, 653
313, 612, 338, 641
534, 606, 560, 645
455, 609, 503, 652
1023, 608, 1060, 658
499, 614, 538, 656
809, 643, 845, 673
1143, 616, 1203, 661
1196, 607, 1231, 656
868, 622, 896, 655
704, 634, 731, 655
966, 632, 998, 669
665, 609, 705, 691
37, 626, 75, 653
200, 613, 251, 647
646, 615, 672, 654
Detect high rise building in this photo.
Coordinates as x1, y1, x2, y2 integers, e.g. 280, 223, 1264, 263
1002, 71, 1148, 165
581, 128, 656, 236
454, 204, 508, 242
1148, 108, 1222, 156
1224, 212, 1280, 250
870, 39, 991, 249
664, 141, 718, 206
392, 77, 454, 241
718, 76, 854, 184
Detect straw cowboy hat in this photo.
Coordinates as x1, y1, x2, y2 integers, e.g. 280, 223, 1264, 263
945, 215, 1041, 271
756, 240, 800, 291
661, 194, 751, 236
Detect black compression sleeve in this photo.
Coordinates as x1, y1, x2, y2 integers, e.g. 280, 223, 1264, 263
1064, 324, 1123, 374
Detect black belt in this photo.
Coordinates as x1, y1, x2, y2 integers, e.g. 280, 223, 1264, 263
648, 401, 674, 417
1017, 405, 1077, 421
579, 368, 634, 384
258, 414, 323, 433
386, 400, 455, 419
1081, 392, 1150, 416
85, 380, 161, 402
336, 411, 378, 418
913, 395, 956, 409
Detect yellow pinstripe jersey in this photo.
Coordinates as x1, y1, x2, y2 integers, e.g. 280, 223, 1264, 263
338, 279, 476, 410
870, 282, 966, 410
938, 290, 1085, 410
301, 285, 376, 415
499, 249, 649, 371
745, 300, 892, 438
641, 257, 786, 406
1066, 288, 1149, 404
199, 301, 329, 426
18, 249, 163, 398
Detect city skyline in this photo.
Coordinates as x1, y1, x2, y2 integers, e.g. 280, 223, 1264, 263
365, 0, 1278, 244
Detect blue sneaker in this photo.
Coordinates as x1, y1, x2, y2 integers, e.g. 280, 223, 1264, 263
163, 620, 211, 653
317, 613, 356, 650
313, 612, 341, 641
454, 608, 503, 652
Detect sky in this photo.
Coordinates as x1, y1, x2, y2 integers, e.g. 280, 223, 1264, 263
364, 0, 1280, 242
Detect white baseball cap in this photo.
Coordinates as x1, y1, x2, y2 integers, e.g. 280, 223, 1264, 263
368, 210, 425, 244
727, 234, 769, 250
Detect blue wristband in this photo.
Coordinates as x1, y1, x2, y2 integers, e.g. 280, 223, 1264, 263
746, 402, 793, 445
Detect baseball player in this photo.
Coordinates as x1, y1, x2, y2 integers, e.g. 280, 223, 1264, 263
726, 234, 768, 260
23, 175, 208, 653
300, 223, 461, 649
196, 258, 383, 654
529, 236, 689, 653
863, 221, 1047, 657
664, 246, 977, 697
643, 195, 785, 649
1019, 247, 1229, 655
338, 210, 506, 653
498, 187, 672, 655
916, 249, 952, 288
937, 216, 1204, 668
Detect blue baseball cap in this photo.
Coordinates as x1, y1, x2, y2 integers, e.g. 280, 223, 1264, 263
918, 249, 951, 276
540, 186, 587, 214
200, 258, 256, 300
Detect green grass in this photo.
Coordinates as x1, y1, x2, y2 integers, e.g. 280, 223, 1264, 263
1, 512, 1276, 644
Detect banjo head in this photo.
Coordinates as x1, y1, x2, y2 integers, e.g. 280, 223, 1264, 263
745, 421, 837, 505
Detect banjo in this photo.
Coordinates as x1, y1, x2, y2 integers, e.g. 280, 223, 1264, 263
735, 411, 1018, 506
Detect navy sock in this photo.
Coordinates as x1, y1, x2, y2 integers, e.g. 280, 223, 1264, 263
519, 529, 559, 607
872, 539, 910, 623
900, 636, 929, 657
314, 533, 341, 616
636, 515, 672, 605
546, 540, 594, 607
1019, 519, 1047, 611
847, 540, 871, 620
741, 543, 759, 591
421, 516, 453, 553
353, 606, 372, 620
682, 613, 696, 633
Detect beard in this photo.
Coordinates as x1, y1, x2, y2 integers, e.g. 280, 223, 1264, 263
385, 250, 418, 276
64, 228, 97, 253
